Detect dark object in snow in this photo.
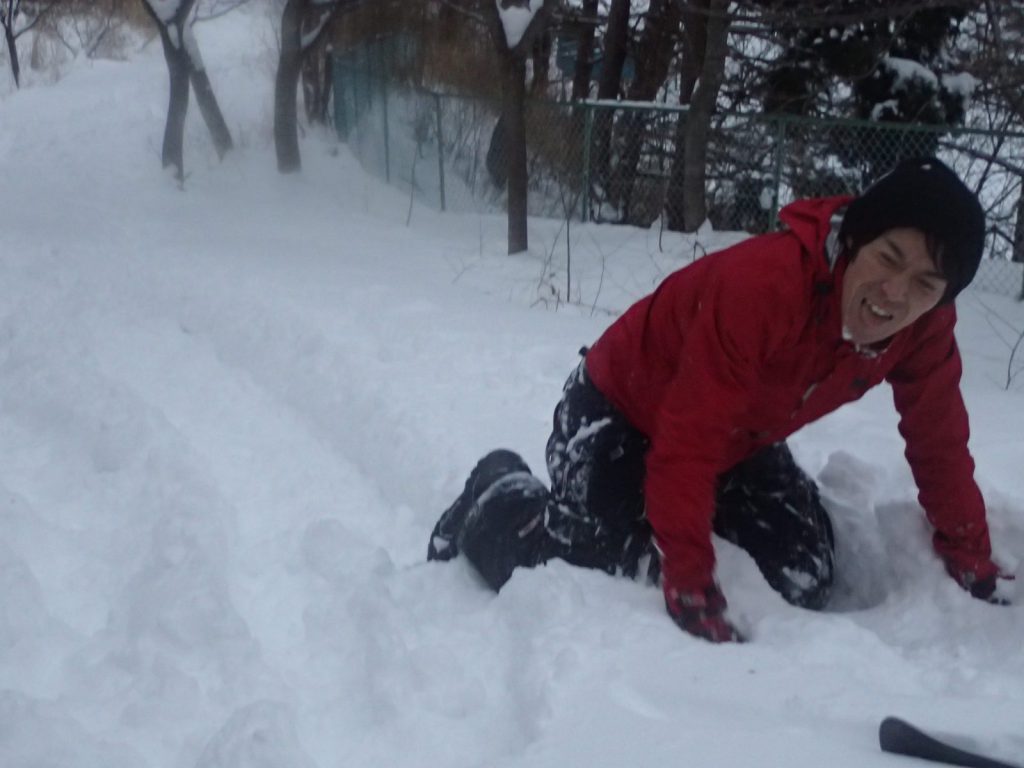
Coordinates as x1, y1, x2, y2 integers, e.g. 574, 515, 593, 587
879, 717, 1021, 768
427, 449, 531, 563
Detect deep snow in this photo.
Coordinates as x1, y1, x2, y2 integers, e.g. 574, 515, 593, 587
2, 6, 1023, 768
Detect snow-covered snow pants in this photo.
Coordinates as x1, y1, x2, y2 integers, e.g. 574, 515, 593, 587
461, 358, 836, 609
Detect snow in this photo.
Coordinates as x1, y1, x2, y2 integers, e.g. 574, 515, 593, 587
882, 56, 940, 91
497, 0, 545, 49
870, 98, 899, 121
942, 71, 979, 99
2, 6, 1024, 768
584, 97, 687, 112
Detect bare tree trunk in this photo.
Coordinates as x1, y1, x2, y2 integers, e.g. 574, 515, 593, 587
625, 0, 682, 103
530, 29, 551, 96
275, 0, 304, 173
596, 0, 629, 101
486, 0, 554, 254
1016, 188, 1024, 300
275, 0, 340, 172
302, 53, 317, 123
3, 23, 19, 88
1014, 187, 1024, 264
322, 49, 334, 123
503, 53, 529, 253
681, 0, 730, 232
301, 45, 331, 125
570, 0, 598, 102
158, 28, 190, 181
184, 25, 233, 159
486, 115, 507, 189
590, 0, 631, 211
609, 0, 682, 222
678, 0, 708, 105
140, 0, 203, 182
666, 0, 711, 230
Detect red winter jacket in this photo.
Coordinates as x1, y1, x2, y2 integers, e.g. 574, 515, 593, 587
585, 196, 995, 596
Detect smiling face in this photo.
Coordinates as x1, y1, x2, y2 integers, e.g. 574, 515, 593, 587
840, 227, 948, 347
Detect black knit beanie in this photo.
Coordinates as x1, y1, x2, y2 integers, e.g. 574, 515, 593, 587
839, 157, 986, 303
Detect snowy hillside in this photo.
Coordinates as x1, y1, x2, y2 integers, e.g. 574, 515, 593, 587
2, 7, 1023, 768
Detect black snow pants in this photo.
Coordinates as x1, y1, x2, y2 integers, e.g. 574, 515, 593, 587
444, 357, 836, 610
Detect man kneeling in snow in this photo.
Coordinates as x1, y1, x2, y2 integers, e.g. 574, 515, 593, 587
426, 157, 1013, 643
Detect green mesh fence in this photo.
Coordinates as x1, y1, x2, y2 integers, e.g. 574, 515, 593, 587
332, 56, 1024, 299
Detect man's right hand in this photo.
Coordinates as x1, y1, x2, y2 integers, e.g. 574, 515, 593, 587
665, 583, 745, 643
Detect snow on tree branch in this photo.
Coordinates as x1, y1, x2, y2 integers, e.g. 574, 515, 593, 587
145, 0, 188, 24
942, 72, 978, 100
882, 56, 939, 91
496, 0, 544, 49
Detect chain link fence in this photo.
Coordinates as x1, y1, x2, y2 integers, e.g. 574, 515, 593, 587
333, 54, 1024, 299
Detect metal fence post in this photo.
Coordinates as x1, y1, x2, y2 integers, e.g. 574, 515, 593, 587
327, 46, 1024, 297
435, 92, 446, 212
769, 116, 786, 230
582, 103, 594, 222
331, 55, 343, 140
363, 48, 371, 112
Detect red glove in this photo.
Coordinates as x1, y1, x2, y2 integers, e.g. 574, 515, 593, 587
664, 583, 744, 643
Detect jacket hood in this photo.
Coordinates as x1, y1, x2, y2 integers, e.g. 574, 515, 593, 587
778, 196, 855, 261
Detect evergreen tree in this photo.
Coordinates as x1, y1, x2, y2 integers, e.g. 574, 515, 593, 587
757, 2, 976, 188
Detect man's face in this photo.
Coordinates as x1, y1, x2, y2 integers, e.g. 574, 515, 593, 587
840, 227, 948, 347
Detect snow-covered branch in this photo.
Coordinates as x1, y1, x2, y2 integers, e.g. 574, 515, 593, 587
193, 0, 252, 24
144, 0, 188, 25
496, 0, 544, 49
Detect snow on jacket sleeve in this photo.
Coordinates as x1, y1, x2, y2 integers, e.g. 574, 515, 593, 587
646, 256, 796, 595
886, 306, 996, 582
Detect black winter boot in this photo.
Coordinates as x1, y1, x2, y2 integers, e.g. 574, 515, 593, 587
427, 449, 531, 562
458, 472, 551, 591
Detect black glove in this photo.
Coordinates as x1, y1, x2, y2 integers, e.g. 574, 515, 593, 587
965, 572, 1015, 606
944, 555, 1015, 605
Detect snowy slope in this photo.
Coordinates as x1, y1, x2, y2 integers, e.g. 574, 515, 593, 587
2, 7, 1023, 768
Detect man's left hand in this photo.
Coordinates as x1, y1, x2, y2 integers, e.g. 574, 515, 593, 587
947, 562, 1016, 605
965, 571, 1016, 605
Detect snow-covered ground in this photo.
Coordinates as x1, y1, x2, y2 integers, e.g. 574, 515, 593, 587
2, 7, 1023, 768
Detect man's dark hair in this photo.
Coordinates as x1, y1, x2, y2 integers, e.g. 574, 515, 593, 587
839, 157, 986, 303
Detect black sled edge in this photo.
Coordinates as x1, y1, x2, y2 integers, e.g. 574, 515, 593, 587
879, 717, 1021, 768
